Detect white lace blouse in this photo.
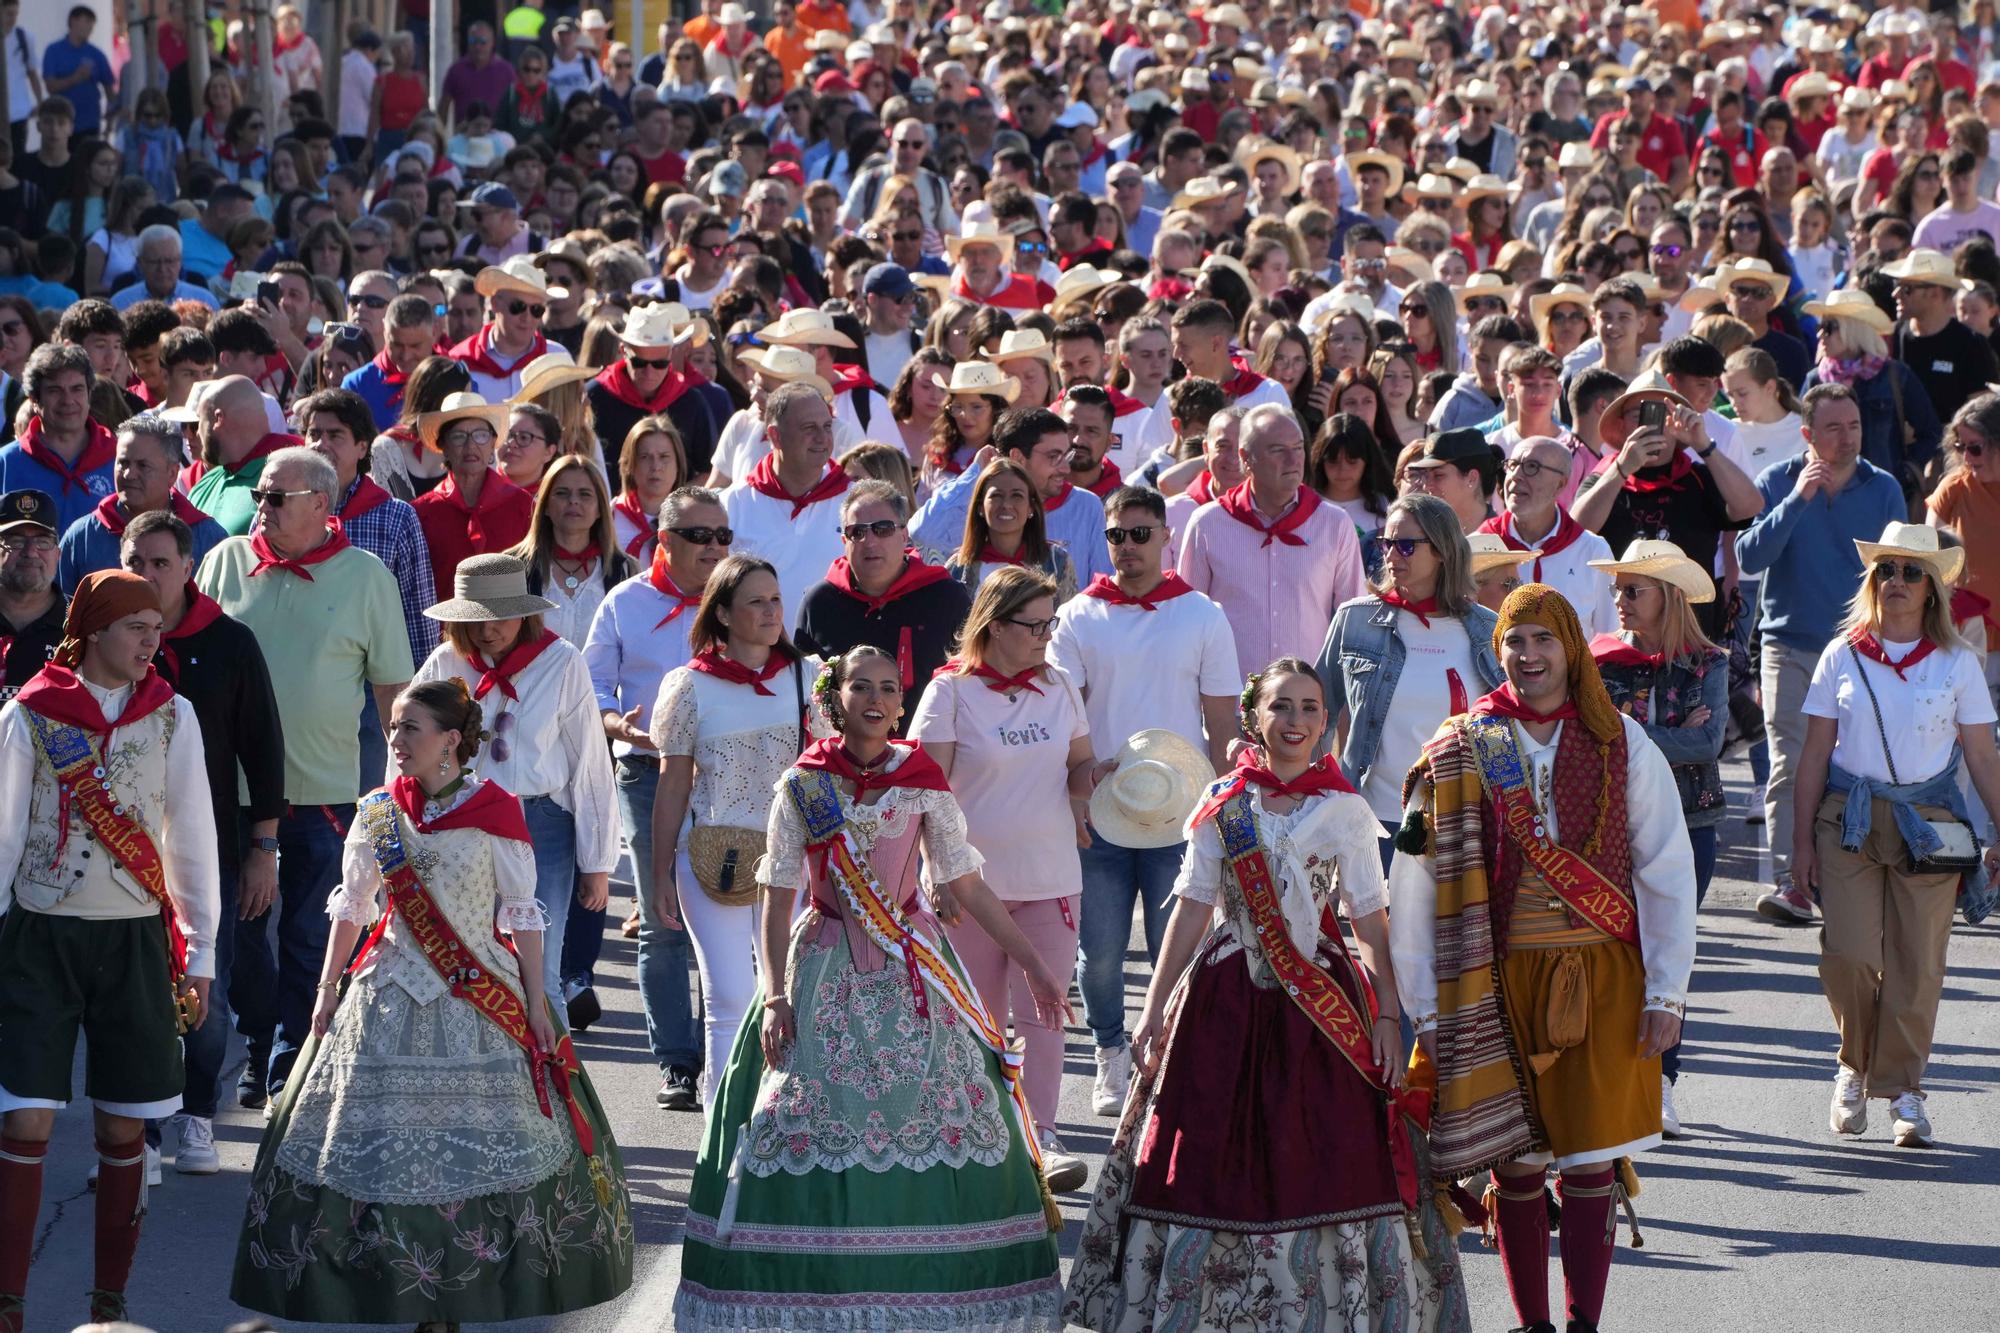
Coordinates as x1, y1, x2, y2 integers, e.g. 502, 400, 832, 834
328, 777, 544, 935
649, 656, 829, 830
759, 756, 985, 892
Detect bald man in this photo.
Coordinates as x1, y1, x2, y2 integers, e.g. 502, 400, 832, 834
184, 377, 306, 536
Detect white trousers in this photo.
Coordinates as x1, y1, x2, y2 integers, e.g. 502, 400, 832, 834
676, 850, 761, 1108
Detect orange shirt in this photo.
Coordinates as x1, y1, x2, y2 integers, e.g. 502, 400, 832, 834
794, 0, 851, 37
764, 23, 814, 85
1930, 468, 2000, 603
1647, 0, 1700, 37
683, 15, 721, 48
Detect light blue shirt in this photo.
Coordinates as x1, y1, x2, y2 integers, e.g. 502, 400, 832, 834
111, 279, 217, 311
583, 574, 700, 758
911, 466, 1115, 583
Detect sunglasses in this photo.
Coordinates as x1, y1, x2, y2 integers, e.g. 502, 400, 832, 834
250, 486, 317, 507
323, 322, 369, 348
841, 518, 903, 540
1614, 582, 1658, 600
697, 243, 730, 258
1373, 535, 1434, 557
627, 354, 671, 369
1729, 285, 1772, 301
1651, 243, 1685, 259
1873, 561, 1929, 584
1955, 439, 1988, 457
505, 299, 547, 317
1104, 525, 1155, 545
348, 293, 389, 309
669, 525, 734, 546
0, 320, 24, 338
1548, 308, 1587, 324
1613, 248, 1642, 262
1728, 218, 1764, 233
892, 229, 922, 242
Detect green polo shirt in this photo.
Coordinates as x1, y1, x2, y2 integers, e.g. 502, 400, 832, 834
197, 535, 415, 805
187, 434, 303, 536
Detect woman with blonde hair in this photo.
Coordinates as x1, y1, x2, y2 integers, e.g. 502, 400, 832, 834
1794, 522, 2000, 1149
514, 455, 640, 645
945, 457, 1077, 600
1801, 293, 1941, 474
839, 440, 918, 513
611, 414, 687, 557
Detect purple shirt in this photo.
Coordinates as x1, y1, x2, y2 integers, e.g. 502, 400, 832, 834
441, 54, 516, 121
1175, 491, 1369, 675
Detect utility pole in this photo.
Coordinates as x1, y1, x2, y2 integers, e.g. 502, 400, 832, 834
185, 0, 209, 105
252, 0, 276, 155
431, 0, 455, 130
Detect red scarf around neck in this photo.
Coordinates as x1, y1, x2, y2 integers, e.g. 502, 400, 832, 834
1849, 627, 1938, 680
1190, 750, 1357, 826
1377, 588, 1439, 627
368, 347, 411, 388
473, 628, 562, 701
14, 662, 176, 737
1589, 631, 1667, 671
249, 519, 352, 580
1081, 572, 1196, 611
454, 328, 549, 381
744, 454, 850, 518
1081, 457, 1124, 499
1187, 470, 1219, 505
1620, 448, 1696, 494
1470, 683, 1581, 726
18, 416, 116, 496
978, 544, 1030, 567
594, 359, 694, 413
823, 549, 951, 613
689, 647, 795, 695
94, 490, 209, 537
793, 736, 951, 801
1216, 481, 1320, 547
389, 774, 532, 841
648, 544, 703, 630
159, 583, 224, 682
1220, 364, 1268, 401
339, 476, 392, 522
951, 659, 1046, 696
615, 491, 658, 554
1043, 481, 1077, 513
1481, 508, 1588, 584
1104, 385, 1147, 418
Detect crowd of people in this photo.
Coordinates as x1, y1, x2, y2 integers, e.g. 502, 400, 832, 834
0, 0, 1998, 1328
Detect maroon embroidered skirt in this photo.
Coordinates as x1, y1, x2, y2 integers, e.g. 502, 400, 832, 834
1125, 937, 1403, 1232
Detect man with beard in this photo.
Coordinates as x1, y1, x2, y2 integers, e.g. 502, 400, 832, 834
0, 491, 64, 701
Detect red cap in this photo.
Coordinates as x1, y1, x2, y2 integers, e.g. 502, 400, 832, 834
766, 160, 805, 187
814, 70, 858, 94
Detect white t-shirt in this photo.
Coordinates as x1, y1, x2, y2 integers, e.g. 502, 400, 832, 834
4, 27, 37, 125
863, 330, 914, 392
1048, 584, 1240, 760
675, 268, 729, 312
338, 47, 376, 138
1359, 608, 1480, 822
720, 482, 848, 633
710, 405, 863, 483
1803, 635, 1996, 784
1734, 413, 1808, 480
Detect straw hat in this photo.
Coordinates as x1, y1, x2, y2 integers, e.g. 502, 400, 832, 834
1786, 71, 1836, 103
932, 361, 1020, 402
1854, 520, 1965, 585
475, 254, 568, 301
1467, 531, 1538, 576
1200, 252, 1255, 291
1713, 256, 1792, 302
736, 344, 834, 400
1384, 247, 1436, 285
1839, 85, 1876, 114
423, 553, 560, 623
1053, 263, 1118, 309
762, 307, 858, 349
1317, 290, 1377, 325
1587, 538, 1717, 602
1402, 172, 1456, 203
1384, 38, 1424, 62
616, 304, 680, 350
1460, 79, 1501, 108
1557, 141, 1596, 170
1207, 3, 1252, 30
1441, 156, 1483, 184
1344, 149, 1405, 195
1678, 280, 1727, 315
1459, 173, 1509, 204
1802, 286, 1894, 336
1881, 248, 1959, 289
1236, 138, 1303, 195
1172, 176, 1243, 210
946, 219, 1015, 263
1530, 282, 1590, 334
513, 348, 595, 401
1456, 271, 1519, 313
1088, 730, 1216, 849
417, 391, 514, 451
1597, 368, 1693, 440
990, 328, 1055, 365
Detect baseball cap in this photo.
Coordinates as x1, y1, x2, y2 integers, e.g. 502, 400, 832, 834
461, 181, 521, 212
863, 262, 916, 299
1055, 102, 1099, 130
0, 490, 57, 537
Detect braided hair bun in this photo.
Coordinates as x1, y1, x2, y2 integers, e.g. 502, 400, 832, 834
401, 678, 489, 765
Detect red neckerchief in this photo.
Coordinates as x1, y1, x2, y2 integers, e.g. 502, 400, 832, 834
828, 363, 876, 395
14, 662, 176, 737
1081, 457, 1123, 499
593, 358, 694, 412
1187, 470, 1219, 504
228, 431, 303, 478
1470, 683, 1581, 725
793, 737, 951, 800
1104, 385, 1146, 418
949, 659, 1046, 695
1081, 572, 1196, 611
1058, 238, 1116, 270
1849, 627, 1939, 680
615, 492, 657, 554
1589, 631, 1666, 671
388, 774, 532, 841
1216, 481, 1321, 547
744, 454, 850, 518
473, 628, 561, 701
340, 475, 392, 521
688, 647, 795, 696
92, 491, 209, 537
431, 470, 529, 548
1190, 751, 1357, 827
249, 520, 352, 580
949, 270, 1047, 309
1951, 586, 1996, 637
1220, 363, 1267, 400
1377, 588, 1439, 627
159, 583, 223, 683
17, 416, 116, 496
274, 27, 304, 53
823, 549, 950, 613
368, 347, 410, 388
1619, 448, 1696, 493
978, 544, 1030, 566
1479, 509, 1588, 584
647, 545, 703, 630
451, 328, 549, 381
553, 541, 600, 563
1044, 481, 1076, 512
511, 80, 551, 127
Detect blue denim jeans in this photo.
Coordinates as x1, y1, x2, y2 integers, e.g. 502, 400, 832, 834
357, 689, 387, 799
265, 803, 355, 1094
1663, 822, 1719, 1085
1076, 828, 1182, 1051
520, 795, 577, 1001
615, 756, 699, 1071
561, 900, 607, 987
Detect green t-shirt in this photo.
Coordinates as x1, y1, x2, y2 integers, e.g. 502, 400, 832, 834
197, 536, 416, 805
187, 435, 301, 536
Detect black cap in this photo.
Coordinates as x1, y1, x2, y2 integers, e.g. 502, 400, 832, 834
0, 489, 58, 536
1407, 428, 1499, 472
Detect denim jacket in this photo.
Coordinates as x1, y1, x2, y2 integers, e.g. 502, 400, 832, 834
1315, 595, 1503, 788
1824, 756, 1999, 926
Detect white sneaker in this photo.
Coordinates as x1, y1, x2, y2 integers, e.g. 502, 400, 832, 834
1038, 1126, 1088, 1193
1890, 1093, 1933, 1148
85, 1144, 162, 1190
172, 1114, 220, 1175
1661, 1075, 1683, 1139
1092, 1044, 1132, 1117
1830, 1066, 1867, 1135
1745, 783, 1766, 825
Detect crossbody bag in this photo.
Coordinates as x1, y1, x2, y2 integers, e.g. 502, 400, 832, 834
1847, 644, 1982, 873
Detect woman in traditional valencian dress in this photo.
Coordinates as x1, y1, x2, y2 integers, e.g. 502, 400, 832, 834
675, 645, 1072, 1332
1066, 658, 1438, 1333
233, 679, 633, 1331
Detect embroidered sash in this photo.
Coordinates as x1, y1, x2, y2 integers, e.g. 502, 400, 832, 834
1214, 791, 1417, 1212
1462, 714, 1640, 947
785, 768, 1058, 1229
354, 792, 596, 1156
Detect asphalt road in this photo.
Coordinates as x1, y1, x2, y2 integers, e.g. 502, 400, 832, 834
18, 760, 2000, 1332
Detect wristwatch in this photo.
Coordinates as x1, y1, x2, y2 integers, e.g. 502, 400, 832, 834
1695, 443, 1717, 459
247, 836, 280, 854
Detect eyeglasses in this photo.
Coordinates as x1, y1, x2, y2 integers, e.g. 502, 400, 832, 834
1465, 297, 1506, 314
1872, 561, 1929, 584
1104, 525, 1155, 545
1548, 308, 1587, 324
504, 299, 547, 318
894, 138, 927, 149
505, 429, 548, 446
441, 427, 496, 448
892, 228, 922, 242
0, 534, 56, 554
1503, 457, 1562, 478
1955, 439, 1988, 457
1613, 247, 1642, 263
417, 242, 450, 256
1613, 583, 1658, 600
1373, 535, 1434, 557
697, 243, 730, 258
1015, 241, 1049, 256
0, 320, 24, 338
841, 518, 903, 540
250, 486, 317, 507
324, 322, 369, 348
668, 525, 734, 545
347, 293, 389, 309
1727, 218, 1764, 233
1003, 615, 1057, 638
1651, 243, 1685, 259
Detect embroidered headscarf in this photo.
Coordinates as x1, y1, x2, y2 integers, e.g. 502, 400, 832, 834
1490, 583, 1622, 745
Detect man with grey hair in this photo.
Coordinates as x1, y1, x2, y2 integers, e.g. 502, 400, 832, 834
110, 225, 217, 312
197, 444, 413, 1104
1476, 434, 1618, 637
186, 375, 303, 536
795, 479, 974, 722
344, 268, 400, 349
722, 381, 847, 632
345, 216, 395, 277
0, 342, 114, 531
57, 413, 227, 591
839, 117, 959, 235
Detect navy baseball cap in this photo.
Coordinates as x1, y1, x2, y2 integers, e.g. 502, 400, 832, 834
460, 182, 521, 212
863, 263, 916, 300
0, 490, 58, 536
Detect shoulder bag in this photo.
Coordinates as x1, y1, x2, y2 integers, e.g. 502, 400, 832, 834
1847, 644, 1982, 873
686, 658, 808, 906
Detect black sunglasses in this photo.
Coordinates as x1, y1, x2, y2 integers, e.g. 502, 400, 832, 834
1373, 535, 1435, 557
348, 293, 389, 309
668, 525, 734, 546
1873, 561, 1929, 584
1104, 525, 1155, 545
505, 299, 547, 318
841, 518, 903, 540
628, 354, 671, 370
250, 486, 317, 508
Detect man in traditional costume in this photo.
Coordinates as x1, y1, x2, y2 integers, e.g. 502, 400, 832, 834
0, 570, 220, 1332
1390, 584, 1696, 1333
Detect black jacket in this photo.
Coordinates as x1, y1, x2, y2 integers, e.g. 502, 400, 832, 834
154, 605, 286, 871
587, 378, 721, 493
0, 596, 66, 702
793, 574, 974, 736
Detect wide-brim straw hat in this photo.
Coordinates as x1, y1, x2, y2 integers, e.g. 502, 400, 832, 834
1881, 247, 1959, 289
1089, 729, 1216, 849
946, 220, 1014, 263
990, 328, 1055, 364
1053, 263, 1118, 309
1200, 252, 1255, 291
417, 391, 514, 451
423, 553, 559, 622
1803, 286, 1894, 336
933, 361, 1020, 402
1587, 538, 1717, 602
1402, 172, 1457, 203
763, 307, 857, 349
475, 255, 568, 302
1456, 271, 1518, 312
1440, 157, 1483, 184
1597, 368, 1693, 440
1172, 176, 1243, 211
1854, 520, 1965, 585
1384, 247, 1436, 285
1717, 256, 1792, 302
737, 344, 834, 400
1529, 281, 1589, 328
1235, 137, 1302, 195
1345, 150, 1405, 195
1678, 280, 1727, 315
513, 348, 595, 401
1787, 71, 1837, 103
1467, 531, 1539, 575
1459, 172, 1509, 204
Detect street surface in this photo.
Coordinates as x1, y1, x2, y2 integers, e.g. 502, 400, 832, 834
20, 760, 2000, 1331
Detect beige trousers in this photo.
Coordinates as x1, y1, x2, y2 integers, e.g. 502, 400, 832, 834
1813, 792, 1960, 1099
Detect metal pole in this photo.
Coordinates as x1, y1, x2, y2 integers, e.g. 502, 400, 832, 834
185, 0, 209, 105
253, 1, 276, 156
430, 0, 455, 129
